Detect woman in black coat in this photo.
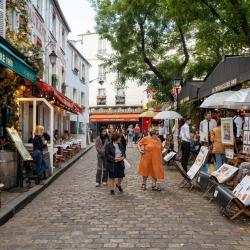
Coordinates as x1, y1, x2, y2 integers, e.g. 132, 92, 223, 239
105, 132, 126, 195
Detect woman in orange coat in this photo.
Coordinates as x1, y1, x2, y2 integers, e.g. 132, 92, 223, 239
137, 128, 164, 191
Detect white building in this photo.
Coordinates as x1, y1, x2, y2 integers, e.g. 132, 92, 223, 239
66, 41, 90, 147
76, 32, 147, 135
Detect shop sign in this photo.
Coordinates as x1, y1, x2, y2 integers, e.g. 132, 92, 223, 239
0, 43, 37, 82
212, 78, 237, 93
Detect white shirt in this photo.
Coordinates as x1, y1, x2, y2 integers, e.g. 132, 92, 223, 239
233, 115, 243, 137
180, 123, 190, 142
158, 126, 165, 136
208, 119, 217, 132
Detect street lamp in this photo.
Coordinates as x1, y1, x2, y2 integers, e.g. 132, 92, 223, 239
49, 50, 57, 66
173, 76, 182, 111
89, 78, 104, 85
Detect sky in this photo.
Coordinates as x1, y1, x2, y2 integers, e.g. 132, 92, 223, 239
58, 0, 96, 40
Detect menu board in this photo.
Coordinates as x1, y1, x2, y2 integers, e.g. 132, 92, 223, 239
6, 127, 33, 161
243, 116, 250, 154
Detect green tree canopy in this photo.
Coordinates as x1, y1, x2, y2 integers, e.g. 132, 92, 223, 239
92, 0, 250, 101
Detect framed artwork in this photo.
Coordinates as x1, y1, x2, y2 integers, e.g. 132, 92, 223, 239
233, 175, 250, 206
243, 131, 248, 145
225, 148, 234, 159
187, 146, 209, 180
211, 164, 238, 184
221, 118, 234, 145
243, 145, 250, 154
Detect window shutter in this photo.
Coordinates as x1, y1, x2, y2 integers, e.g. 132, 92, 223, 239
0, 0, 6, 38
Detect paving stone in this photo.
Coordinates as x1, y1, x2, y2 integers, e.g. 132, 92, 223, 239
0, 147, 249, 250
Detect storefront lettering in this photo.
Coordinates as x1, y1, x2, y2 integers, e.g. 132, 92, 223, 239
0, 51, 14, 67
212, 78, 237, 93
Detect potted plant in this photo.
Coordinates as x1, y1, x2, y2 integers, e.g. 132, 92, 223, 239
51, 74, 58, 88
61, 82, 67, 95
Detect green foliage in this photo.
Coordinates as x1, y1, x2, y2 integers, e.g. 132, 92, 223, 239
61, 82, 67, 95
92, 0, 250, 103
51, 74, 58, 88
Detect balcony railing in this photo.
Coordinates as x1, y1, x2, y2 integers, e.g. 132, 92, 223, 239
97, 96, 107, 105
115, 95, 125, 105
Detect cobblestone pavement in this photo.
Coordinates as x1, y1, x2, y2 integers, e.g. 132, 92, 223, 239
0, 146, 250, 250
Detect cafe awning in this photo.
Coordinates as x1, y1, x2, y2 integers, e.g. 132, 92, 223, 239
90, 114, 139, 122
0, 36, 36, 83
179, 81, 204, 103
198, 55, 250, 99
36, 81, 83, 114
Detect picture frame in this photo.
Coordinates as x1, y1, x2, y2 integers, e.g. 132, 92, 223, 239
199, 120, 209, 142
221, 118, 234, 145
244, 117, 249, 130
225, 148, 234, 159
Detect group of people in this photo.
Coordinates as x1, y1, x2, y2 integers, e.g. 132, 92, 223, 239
95, 124, 165, 194
179, 111, 244, 173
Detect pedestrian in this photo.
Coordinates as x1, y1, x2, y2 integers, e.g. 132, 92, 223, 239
137, 128, 164, 191
95, 127, 109, 187
105, 132, 126, 195
211, 120, 226, 170
107, 124, 115, 140
158, 122, 165, 142
180, 117, 192, 172
32, 125, 49, 184
119, 127, 127, 152
127, 125, 134, 145
133, 124, 141, 144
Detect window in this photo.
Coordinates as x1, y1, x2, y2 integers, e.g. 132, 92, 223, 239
80, 62, 85, 82
72, 51, 79, 74
73, 88, 77, 102
98, 38, 107, 54
98, 65, 106, 81
81, 92, 85, 106
98, 88, 106, 96
0, 0, 6, 38
52, 10, 56, 38
61, 28, 65, 51
36, 0, 43, 15
117, 88, 125, 96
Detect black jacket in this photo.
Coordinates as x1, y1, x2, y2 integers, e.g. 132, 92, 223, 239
33, 135, 46, 152
105, 142, 126, 172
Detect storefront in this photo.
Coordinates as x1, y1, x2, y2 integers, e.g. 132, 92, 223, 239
198, 56, 250, 100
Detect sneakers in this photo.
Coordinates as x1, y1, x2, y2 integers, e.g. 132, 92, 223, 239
95, 183, 100, 187
102, 182, 107, 186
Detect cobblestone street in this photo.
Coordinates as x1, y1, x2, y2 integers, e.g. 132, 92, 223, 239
0, 147, 250, 250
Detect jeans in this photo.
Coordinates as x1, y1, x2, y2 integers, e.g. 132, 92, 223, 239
214, 154, 227, 170
181, 141, 190, 172
33, 150, 48, 178
96, 155, 108, 184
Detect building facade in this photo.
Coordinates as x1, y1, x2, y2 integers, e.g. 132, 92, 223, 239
66, 41, 90, 147
76, 32, 147, 135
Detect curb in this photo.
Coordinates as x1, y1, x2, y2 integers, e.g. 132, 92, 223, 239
0, 144, 94, 226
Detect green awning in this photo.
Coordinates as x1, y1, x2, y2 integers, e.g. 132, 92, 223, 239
0, 40, 37, 83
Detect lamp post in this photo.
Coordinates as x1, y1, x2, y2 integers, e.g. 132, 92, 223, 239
49, 50, 57, 88
173, 76, 182, 111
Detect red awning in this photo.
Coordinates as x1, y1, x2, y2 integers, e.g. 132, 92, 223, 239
90, 114, 139, 122
37, 81, 83, 114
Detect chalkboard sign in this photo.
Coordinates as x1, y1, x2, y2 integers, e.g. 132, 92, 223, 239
6, 127, 33, 161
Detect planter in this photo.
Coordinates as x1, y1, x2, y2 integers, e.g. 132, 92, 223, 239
0, 151, 17, 190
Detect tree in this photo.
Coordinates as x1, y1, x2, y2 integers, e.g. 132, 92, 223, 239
92, 0, 192, 101
92, 0, 250, 102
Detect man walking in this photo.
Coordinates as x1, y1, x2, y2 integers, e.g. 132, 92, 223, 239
133, 124, 141, 144
180, 117, 191, 172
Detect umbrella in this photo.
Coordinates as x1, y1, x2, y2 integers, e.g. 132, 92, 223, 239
154, 111, 182, 120
200, 91, 236, 109
139, 110, 157, 118
224, 88, 250, 109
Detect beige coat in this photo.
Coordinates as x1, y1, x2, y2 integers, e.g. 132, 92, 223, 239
211, 126, 225, 154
